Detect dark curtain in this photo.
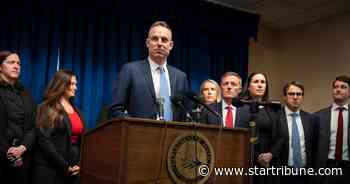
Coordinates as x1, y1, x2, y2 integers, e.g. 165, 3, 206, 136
0, 0, 260, 128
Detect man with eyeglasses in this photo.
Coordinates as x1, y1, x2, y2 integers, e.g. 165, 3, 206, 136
279, 81, 318, 184
315, 75, 350, 184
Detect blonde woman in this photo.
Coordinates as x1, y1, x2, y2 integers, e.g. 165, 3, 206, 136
199, 79, 221, 105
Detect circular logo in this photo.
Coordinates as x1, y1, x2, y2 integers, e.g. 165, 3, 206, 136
167, 133, 215, 184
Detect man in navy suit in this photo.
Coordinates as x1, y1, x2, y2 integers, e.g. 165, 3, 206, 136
201, 72, 249, 127
109, 21, 188, 121
279, 81, 318, 184
315, 75, 350, 184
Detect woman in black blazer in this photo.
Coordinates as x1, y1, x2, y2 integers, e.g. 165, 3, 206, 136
240, 72, 284, 184
0, 50, 36, 184
33, 70, 85, 184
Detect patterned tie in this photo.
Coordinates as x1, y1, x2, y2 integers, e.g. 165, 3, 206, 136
291, 112, 302, 168
158, 66, 172, 121
335, 107, 345, 161
225, 106, 233, 128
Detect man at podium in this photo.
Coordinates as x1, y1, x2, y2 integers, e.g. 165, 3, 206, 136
109, 21, 188, 121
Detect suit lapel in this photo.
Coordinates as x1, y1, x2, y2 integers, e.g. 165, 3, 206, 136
280, 109, 291, 162
216, 102, 223, 125
142, 60, 156, 100
235, 107, 239, 127
62, 111, 72, 137
325, 107, 332, 144
348, 104, 350, 154
300, 111, 309, 137
281, 109, 290, 141
167, 65, 176, 96
300, 111, 310, 157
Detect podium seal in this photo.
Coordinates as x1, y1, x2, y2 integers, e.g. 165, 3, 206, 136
167, 132, 215, 184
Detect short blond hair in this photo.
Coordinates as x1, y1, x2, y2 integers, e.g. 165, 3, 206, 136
199, 79, 222, 103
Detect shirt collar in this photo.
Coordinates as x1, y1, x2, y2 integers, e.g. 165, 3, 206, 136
148, 56, 167, 72
284, 106, 300, 116
332, 103, 349, 111
222, 100, 234, 109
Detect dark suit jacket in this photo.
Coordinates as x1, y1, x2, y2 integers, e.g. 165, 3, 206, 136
279, 109, 319, 168
200, 101, 250, 128
315, 105, 350, 169
33, 104, 85, 184
109, 60, 188, 121
0, 86, 36, 158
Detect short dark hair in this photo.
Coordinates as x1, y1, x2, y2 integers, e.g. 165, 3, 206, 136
283, 81, 304, 96
220, 71, 241, 85
333, 75, 350, 88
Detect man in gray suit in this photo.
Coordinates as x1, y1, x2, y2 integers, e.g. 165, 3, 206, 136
316, 75, 350, 184
109, 21, 188, 121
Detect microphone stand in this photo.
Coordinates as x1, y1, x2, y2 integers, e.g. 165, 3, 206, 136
156, 98, 165, 120
171, 96, 202, 180
247, 102, 259, 184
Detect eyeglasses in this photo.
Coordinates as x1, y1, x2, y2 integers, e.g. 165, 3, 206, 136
287, 92, 303, 97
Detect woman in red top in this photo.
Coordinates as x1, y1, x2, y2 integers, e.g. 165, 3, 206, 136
33, 70, 85, 184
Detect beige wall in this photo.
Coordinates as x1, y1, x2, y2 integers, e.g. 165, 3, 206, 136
249, 12, 350, 112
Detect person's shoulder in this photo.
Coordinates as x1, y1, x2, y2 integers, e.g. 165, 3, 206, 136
123, 60, 147, 67
300, 110, 317, 119
118, 60, 147, 74
208, 102, 220, 109
167, 64, 186, 76
300, 109, 312, 115
314, 106, 331, 115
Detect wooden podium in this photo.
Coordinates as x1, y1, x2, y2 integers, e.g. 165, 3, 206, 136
80, 118, 250, 184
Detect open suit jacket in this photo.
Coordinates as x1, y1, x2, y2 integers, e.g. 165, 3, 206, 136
33, 104, 85, 184
200, 101, 250, 128
109, 60, 188, 121
278, 108, 319, 168
315, 105, 350, 168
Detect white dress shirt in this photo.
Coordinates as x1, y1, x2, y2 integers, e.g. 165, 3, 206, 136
285, 106, 306, 167
328, 103, 349, 160
148, 57, 172, 98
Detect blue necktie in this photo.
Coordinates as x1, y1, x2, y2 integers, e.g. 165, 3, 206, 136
159, 66, 172, 121
291, 112, 302, 168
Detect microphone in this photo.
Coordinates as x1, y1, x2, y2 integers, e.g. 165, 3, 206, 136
231, 97, 281, 109
156, 98, 165, 120
171, 95, 193, 122
184, 92, 222, 119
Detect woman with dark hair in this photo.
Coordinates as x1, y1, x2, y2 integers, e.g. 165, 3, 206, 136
241, 72, 270, 102
33, 70, 85, 184
240, 72, 284, 184
0, 50, 36, 184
